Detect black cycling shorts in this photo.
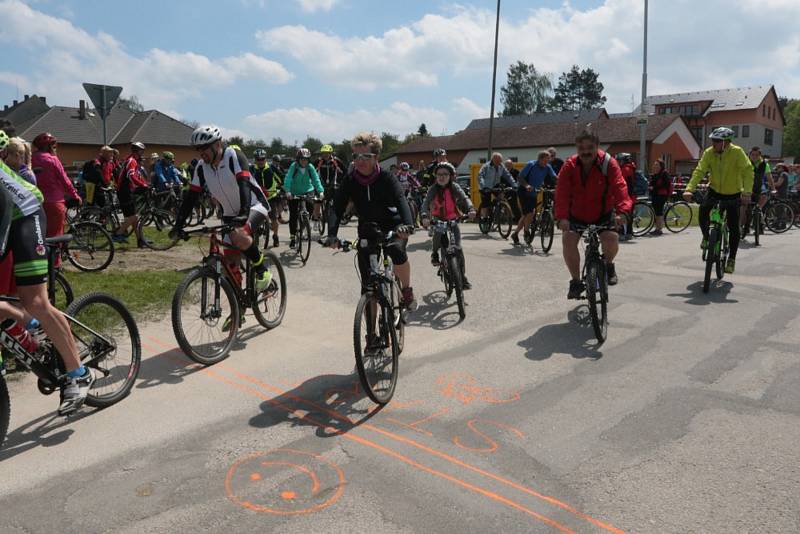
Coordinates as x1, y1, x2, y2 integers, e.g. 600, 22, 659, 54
519, 192, 538, 215
651, 194, 668, 217
568, 211, 616, 235
357, 235, 408, 293
117, 185, 136, 217
2, 208, 49, 286
268, 197, 282, 221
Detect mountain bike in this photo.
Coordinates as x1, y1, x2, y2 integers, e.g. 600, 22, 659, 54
58, 220, 115, 272
762, 194, 794, 234
171, 222, 287, 365
742, 202, 763, 247
315, 193, 333, 238
627, 198, 655, 236
78, 186, 132, 238
135, 188, 180, 251
430, 219, 466, 319
340, 228, 404, 404
290, 194, 316, 265
0, 272, 141, 447
478, 187, 514, 239
700, 197, 732, 294
524, 188, 555, 252
575, 224, 610, 342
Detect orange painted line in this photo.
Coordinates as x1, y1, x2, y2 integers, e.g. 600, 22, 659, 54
453, 419, 525, 454
386, 407, 451, 437
260, 461, 322, 494
144, 335, 622, 533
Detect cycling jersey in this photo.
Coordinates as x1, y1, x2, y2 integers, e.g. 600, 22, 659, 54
316, 157, 345, 189
687, 144, 753, 195
191, 146, 268, 217
0, 159, 43, 220
397, 171, 420, 194
250, 163, 282, 199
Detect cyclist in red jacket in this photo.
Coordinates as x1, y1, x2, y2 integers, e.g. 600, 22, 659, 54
555, 131, 632, 299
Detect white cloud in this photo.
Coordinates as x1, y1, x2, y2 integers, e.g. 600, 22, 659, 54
452, 97, 489, 120
0, 71, 29, 89
295, 0, 338, 12
243, 101, 447, 143
0, 0, 292, 111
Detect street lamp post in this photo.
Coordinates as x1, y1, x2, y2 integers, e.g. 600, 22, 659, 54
487, 0, 501, 162
638, 0, 649, 172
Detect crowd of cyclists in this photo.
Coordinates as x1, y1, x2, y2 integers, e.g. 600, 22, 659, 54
0, 119, 798, 418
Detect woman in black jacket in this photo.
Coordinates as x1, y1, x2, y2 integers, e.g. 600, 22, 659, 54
649, 159, 672, 235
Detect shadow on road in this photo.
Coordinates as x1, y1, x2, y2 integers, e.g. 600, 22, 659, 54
0, 409, 94, 463
517, 306, 603, 361
249, 373, 381, 438
136, 348, 205, 389
406, 291, 463, 330
667, 280, 738, 305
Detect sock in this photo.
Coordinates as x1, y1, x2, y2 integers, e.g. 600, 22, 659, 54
68, 366, 87, 379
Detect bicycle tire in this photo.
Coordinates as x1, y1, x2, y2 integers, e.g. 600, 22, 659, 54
477, 204, 491, 234
540, 211, 555, 253
65, 292, 141, 408
497, 202, 513, 239
251, 251, 287, 330
765, 202, 794, 234
664, 201, 692, 233
391, 279, 405, 354
449, 255, 465, 319
52, 271, 74, 309
0, 374, 8, 449
353, 292, 398, 405
704, 228, 719, 293
585, 259, 607, 342
440, 248, 453, 298
139, 209, 179, 251
630, 201, 655, 236
66, 221, 115, 272
318, 204, 328, 236
716, 227, 728, 280
754, 208, 761, 246
172, 267, 240, 365
296, 217, 312, 265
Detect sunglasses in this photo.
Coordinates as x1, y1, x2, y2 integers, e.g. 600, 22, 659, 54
353, 153, 376, 161
435, 172, 451, 178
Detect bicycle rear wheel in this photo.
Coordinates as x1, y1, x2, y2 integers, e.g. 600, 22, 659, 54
664, 201, 692, 233
448, 255, 465, 319
66, 292, 141, 408
540, 211, 555, 253
296, 217, 312, 264
139, 209, 179, 251
353, 292, 398, 404
496, 202, 513, 239
716, 228, 728, 280
585, 259, 608, 342
704, 228, 719, 293
390, 279, 405, 354
67, 221, 115, 272
172, 267, 240, 365
754, 208, 762, 246
477, 204, 491, 234
252, 251, 287, 329
765, 202, 794, 234
630, 201, 655, 236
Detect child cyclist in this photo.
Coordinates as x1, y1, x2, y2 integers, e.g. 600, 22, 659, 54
420, 162, 476, 289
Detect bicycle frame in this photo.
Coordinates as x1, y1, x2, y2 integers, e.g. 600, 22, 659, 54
581, 226, 603, 275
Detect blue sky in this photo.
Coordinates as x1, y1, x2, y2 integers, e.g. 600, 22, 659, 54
1, 0, 799, 145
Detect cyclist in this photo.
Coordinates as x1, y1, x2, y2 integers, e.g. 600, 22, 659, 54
250, 148, 283, 248
649, 158, 673, 236
153, 151, 184, 192
113, 142, 151, 247
316, 144, 346, 193
325, 132, 417, 309
284, 148, 324, 248
478, 152, 517, 223
422, 149, 448, 187
397, 162, 421, 195
3, 136, 36, 185
0, 160, 93, 415
741, 146, 774, 236
682, 127, 753, 274
420, 162, 476, 289
556, 131, 632, 298
511, 151, 557, 245
171, 126, 273, 294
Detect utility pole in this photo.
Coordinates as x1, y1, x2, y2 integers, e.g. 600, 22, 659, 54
487, 0, 501, 162
638, 0, 649, 172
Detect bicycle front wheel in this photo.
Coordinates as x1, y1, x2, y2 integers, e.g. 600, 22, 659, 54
540, 211, 555, 253
353, 292, 399, 404
252, 251, 287, 329
296, 217, 312, 265
172, 267, 240, 365
630, 201, 655, 236
477, 203, 491, 234
496, 202, 513, 239
765, 202, 794, 234
66, 292, 141, 408
390, 279, 405, 354
664, 201, 692, 233
704, 228, 719, 293
139, 209, 179, 251
67, 221, 115, 272
448, 255, 465, 319
585, 259, 608, 342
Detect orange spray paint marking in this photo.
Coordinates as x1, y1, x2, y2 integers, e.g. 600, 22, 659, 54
436, 372, 520, 405
386, 407, 451, 437
453, 420, 525, 454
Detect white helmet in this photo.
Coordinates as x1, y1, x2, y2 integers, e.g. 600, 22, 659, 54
190, 125, 223, 147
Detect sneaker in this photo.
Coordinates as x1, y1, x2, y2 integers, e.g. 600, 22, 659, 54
462, 277, 472, 290
255, 268, 273, 292
272, 235, 279, 248
58, 368, 95, 416
724, 258, 735, 274
111, 234, 129, 243
137, 239, 153, 249
430, 252, 440, 267
401, 287, 418, 311
651, 229, 663, 236
567, 279, 585, 300
510, 232, 520, 245
606, 263, 618, 286
289, 236, 296, 248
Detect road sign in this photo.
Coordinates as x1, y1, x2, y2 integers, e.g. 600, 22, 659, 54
82, 83, 123, 144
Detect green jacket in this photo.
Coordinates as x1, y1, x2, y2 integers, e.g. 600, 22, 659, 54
284, 162, 324, 196
688, 143, 753, 195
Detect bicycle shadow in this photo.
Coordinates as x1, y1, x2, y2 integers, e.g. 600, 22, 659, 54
277, 249, 306, 269
0, 408, 94, 463
517, 306, 603, 361
248, 373, 381, 438
136, 348, 205, 390
667, 281, 738, 305
406, 290, 463, 330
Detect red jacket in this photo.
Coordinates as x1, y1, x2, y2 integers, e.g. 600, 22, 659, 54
116, 154, 148, 191
555, 151, 633, 223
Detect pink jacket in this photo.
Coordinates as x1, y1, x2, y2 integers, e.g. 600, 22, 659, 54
31, 151, 79, 204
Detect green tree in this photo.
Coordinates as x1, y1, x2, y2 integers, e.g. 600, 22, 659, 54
783, 99, 800, 160
303, 136, 323, 155
118, 95, 145, 112
499, 61, 553, 116
417, 123, 429, 137
226, 135, 245, 148
335, 139, 353, 164
549, 65, 607, 112
381, 132, 401, 157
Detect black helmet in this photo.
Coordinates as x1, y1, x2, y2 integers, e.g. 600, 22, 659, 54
433, 148, 447, 157
253, 148, 267, 160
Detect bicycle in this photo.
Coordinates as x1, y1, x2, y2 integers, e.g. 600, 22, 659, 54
315, 193, 333, 238
741, 201, 764, 247
135, 188, 180, 251
478, 187, 514, 239
574, 224, 610, 342
762, 193, 794, 234
290, 193, 316, 265
78, 186, 131, 238
429, 219, 467, 319
171, 222, 287, 365
524, 188, 556, 253
691, 188, 733, 294
58, 220, 115, 272
627, 198, 656, 237
339, 229, 404, 404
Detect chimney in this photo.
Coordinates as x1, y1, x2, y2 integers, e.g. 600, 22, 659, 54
79, 99, 86, 120
13, 100, 18, 106
41, 97, 46, 105
24, 94, 29, 101
3, 105, 7, 111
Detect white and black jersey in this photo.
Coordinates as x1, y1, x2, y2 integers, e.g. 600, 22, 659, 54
191, 147, 269, 217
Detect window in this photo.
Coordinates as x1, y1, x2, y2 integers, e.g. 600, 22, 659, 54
765, 128, 774, 146
763, 106, 766, 117
742, 125, 750, 138
657, 107, 666, 115
731, 125, 739, 138
690, 127, 704, 145
772, 108, 776, 120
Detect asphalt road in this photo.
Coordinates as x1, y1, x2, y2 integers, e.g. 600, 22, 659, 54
1, 223, 799, 533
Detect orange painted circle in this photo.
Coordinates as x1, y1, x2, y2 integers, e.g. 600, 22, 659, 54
225, 449, 345, 515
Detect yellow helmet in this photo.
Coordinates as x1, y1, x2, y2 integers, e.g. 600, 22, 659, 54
320, 144, 334, 154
